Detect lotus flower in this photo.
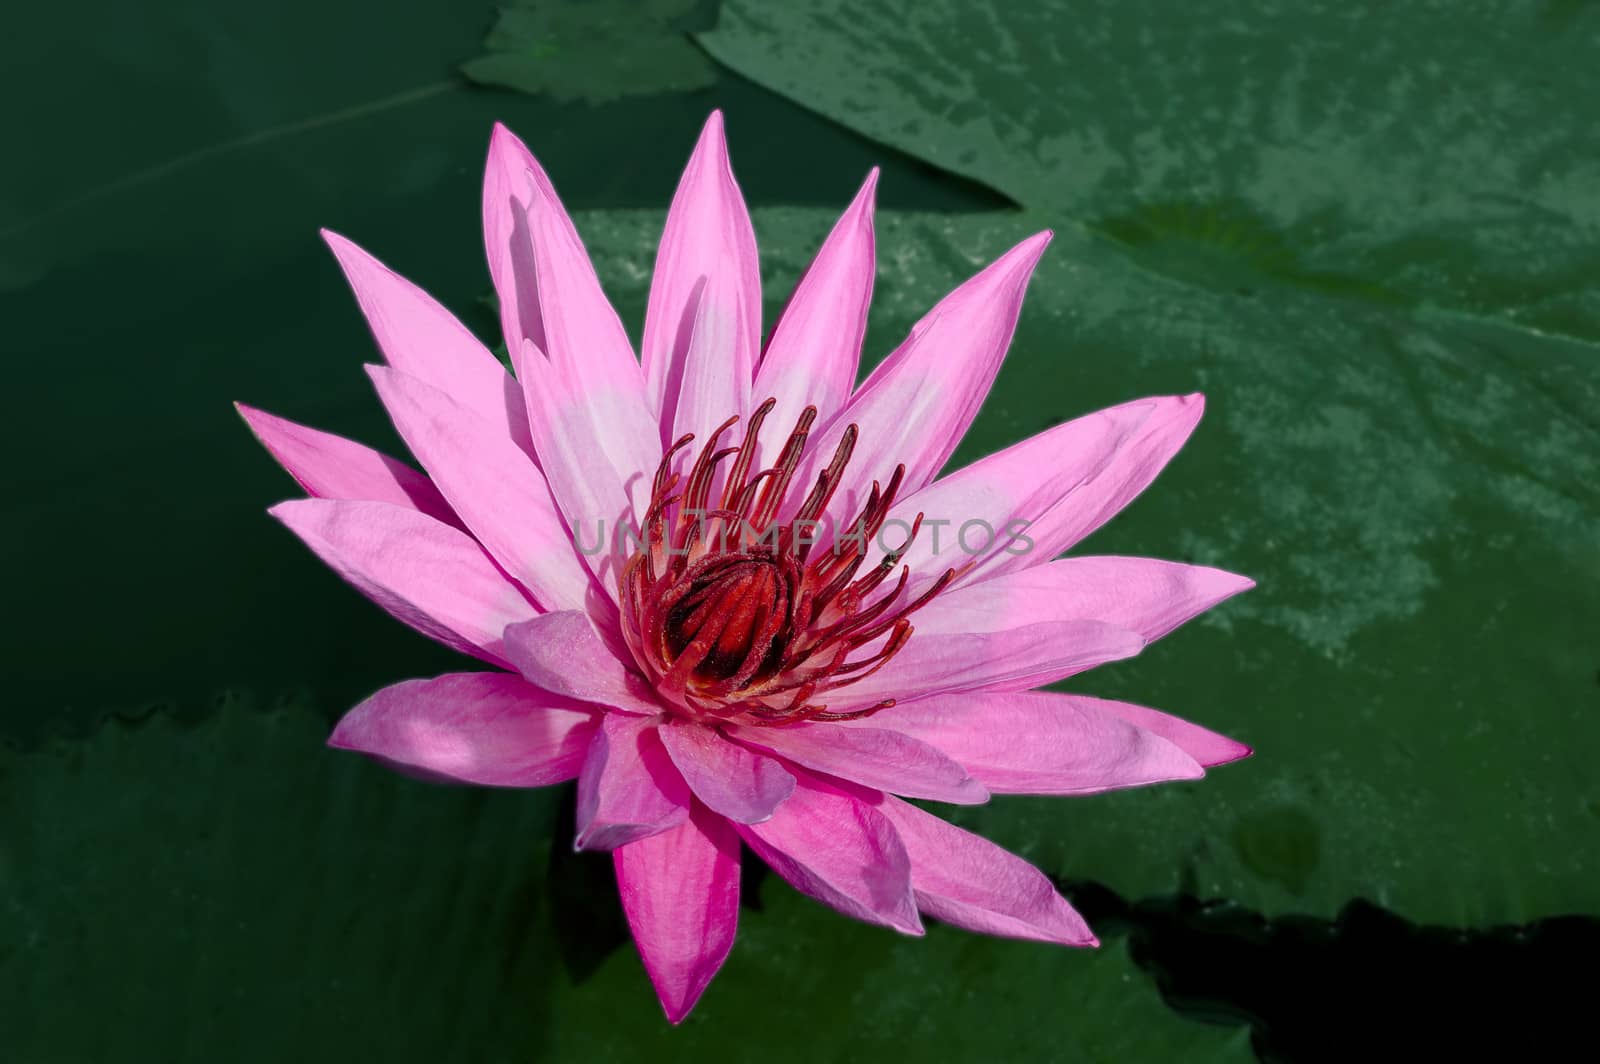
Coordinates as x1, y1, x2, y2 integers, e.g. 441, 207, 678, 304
239, 112, 1252, 1023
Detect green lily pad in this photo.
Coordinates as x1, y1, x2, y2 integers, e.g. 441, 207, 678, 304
699, 0, 1600, 340
461, 0, 720, 103
1, 699, 1252, 1061
574, 203, 1600, 927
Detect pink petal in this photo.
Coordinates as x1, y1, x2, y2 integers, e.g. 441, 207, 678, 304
883, 396, 1161, 588
482, 123, 548, 357
485, 128, 661, 586
321, 230, 535, 458
669, 272, 754, 448
725, 722, 987, 805
827, 621, 1145, 710
329, 672, 599, 786
515, 154, 660, 504
736, 770, 922, 934
878, 797, 1096, 946
1074, 695, 1252, 768
365, 365, 594, 614
576, 712, 690, 850
270, 499, 538, 667
502, 611, 663, 715
236, 403, 460, 529
859, 689, 1207, 795
786, 232, 1051, 536
911, 556, 1255, 642
752, 169, 877, 450
641, 111, 761, 431
514, 339, 661, 603
614, 803, 741, 1024
986, 392, 1207, 580
657, 721, 796, 824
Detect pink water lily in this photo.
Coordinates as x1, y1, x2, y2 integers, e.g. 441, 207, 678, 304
240, 112, 1252, 1023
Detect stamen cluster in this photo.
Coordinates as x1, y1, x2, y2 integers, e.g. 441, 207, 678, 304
619, 398, 953, 725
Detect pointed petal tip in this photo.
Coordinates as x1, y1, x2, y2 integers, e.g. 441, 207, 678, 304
980, 229, 1053, 285
1214, 740, 1254, 766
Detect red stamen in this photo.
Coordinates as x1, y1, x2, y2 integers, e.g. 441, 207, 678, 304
620, 401, 955, 726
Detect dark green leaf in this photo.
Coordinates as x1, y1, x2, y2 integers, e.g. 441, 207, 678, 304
462, 0, 720, 103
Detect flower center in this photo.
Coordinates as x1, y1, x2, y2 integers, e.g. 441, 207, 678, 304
619, 398, 953, 726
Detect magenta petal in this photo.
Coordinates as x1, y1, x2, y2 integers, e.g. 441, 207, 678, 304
482, 123, 549, 357
726, 722, 988, 805
270, 499, 537, 667
321, 230, 535, 458
878, 797, 1096, 946
860, 690, 1206, 795
787, 232, 1051, 532
330, 672, 598, 786
576, 712, 690, 850
658, 722, 796, 824
642, 111, 761, 431
992, 393, 1206, 576
828, 621, 1145, 709
486, 126, 661, 585
883, 396, 1159, 589
1074, 696, 1251, 768
736, 770, 922, 934
236, 404, 460, 529
912, 556, 1255, 643
614, 803, 741, 1024
753, 169, 876, 451
366, 364, 594, 614
502, 611, 663, 715
669, 271, 754, 448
